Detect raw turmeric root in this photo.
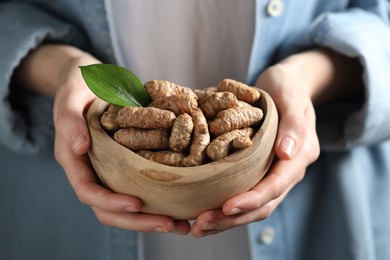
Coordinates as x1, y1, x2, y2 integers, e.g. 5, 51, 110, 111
217, 79, 260, 104
194, 86, 218, 100
209, 106, 263, 136
144, 80, 198, 101
116, 106, 176, 129
114, 128, 169, 151
169, 113, 194, 152
236, 100, 253, 108
149, 94, 198, 116
137, 150, 185, 167
182, 108, 210, 166
207, 128, 254, 162
100, 78, 265, 167
100, 104, 121, 131
232, 136, 253, 149
199, 92, 238, 119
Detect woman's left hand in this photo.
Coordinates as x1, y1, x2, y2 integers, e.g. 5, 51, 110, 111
191, 52, 325, 237
191, 48, 363, 237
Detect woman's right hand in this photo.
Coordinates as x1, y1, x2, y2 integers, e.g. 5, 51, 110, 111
16, 44, 191, 235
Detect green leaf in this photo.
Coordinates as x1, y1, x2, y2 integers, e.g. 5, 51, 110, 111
79, 64, 149, 107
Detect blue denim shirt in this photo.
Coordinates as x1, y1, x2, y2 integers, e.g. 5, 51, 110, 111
0, 0, 389, 259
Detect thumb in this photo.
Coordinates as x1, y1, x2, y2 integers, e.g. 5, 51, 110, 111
54, 91, 94, 156
274, 112, 306, 161
68, 122, 90, 155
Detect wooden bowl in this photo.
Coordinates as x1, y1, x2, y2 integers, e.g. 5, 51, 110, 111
86, 89, 278, 220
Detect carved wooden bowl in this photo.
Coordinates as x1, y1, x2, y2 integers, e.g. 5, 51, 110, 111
86, 89, 278, 220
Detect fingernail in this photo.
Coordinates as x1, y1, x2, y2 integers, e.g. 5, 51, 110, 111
279, 136, 296, 158
155, 227, 169, 233
173, 228, 189, 236
203, 222, 218, 230
229, 208, 242, 215
71, 132, 86, 153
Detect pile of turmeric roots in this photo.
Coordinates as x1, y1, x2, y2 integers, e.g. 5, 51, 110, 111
100, 79, 264, 167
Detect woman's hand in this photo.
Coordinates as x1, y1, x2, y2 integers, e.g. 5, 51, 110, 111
191, 62, 320, 237
191, 48, 362, 237
15, 44, 191, 235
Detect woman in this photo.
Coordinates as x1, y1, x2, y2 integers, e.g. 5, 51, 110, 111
1, 0, 389, 259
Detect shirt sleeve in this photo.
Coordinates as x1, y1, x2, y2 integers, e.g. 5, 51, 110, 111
308, 4, 390, 150
0, 2, 86, 154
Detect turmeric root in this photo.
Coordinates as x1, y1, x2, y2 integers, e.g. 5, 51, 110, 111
137, 150, 185, 167
101, 78, 265, 167
217, 79, 260, 104
149, 94, 198, 116
116, 106, 176, 129
232, 136, 253, 149
209, 106, 263, 136
169, 113, 194, 152
100, 104, 121, 131
207, 128, 254, 162
144, 80, 198, 101
194, 86, 218, 100
182, 108, 210, 166
199, 92, 239, 119
236, 100, 253, 108
114, 128, 169, 151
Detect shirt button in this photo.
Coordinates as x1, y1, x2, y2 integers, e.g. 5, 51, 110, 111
258, 226, 276, 245
266, 0, 284, 17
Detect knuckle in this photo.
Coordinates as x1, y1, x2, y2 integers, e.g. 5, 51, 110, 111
78, 196, 88, 206
94, 210, 112, 227
53, 140, 66, 164
53, 105, 65, 127
257, 205, 273, 221
284, 114, 306, 138
303, 137, 321, 164
311, 146, 320, 162
54, 148, 63, 164
295, 171, 306, 183
74, 189, 89, 206
269, 175, 288, 200
55, 110, 72, 128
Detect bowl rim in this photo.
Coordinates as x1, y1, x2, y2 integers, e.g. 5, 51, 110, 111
87, 88, 278, 183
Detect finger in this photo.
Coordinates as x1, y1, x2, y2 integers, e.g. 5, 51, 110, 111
55, 135, 142, 213
256, 70, 312, 160
222, 103, 319, 215
92, 208, 176, 233
53, 84, 95, 155
274, 112, 306, 160
192, 195, 284, 238
173, 220, 192, 235
222, 155, 305, 216
191, 210, 225, 238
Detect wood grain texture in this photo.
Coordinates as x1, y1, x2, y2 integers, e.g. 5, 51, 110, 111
87, 89, 278, 220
